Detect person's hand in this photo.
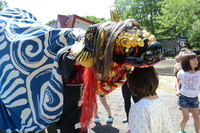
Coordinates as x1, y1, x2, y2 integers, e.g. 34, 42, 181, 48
176, 90, 181, 97
75, 61, 81, 65
174, 66, 180, 71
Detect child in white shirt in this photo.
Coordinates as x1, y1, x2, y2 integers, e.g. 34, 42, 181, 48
176, 53, 200, 133
127, 66, 174, 133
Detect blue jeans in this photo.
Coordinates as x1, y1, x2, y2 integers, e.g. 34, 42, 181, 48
178, 95, 199, 108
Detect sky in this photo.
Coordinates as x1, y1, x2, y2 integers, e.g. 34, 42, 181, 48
4, 0, 115, 24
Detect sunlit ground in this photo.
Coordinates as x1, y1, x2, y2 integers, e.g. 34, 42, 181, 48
158, 75, 176, 94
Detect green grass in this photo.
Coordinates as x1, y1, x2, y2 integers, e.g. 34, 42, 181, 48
165, 57, 175, 59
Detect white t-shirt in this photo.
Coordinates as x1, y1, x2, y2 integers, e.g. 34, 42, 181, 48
128, 96, 174, 133
177, 70, 200, 97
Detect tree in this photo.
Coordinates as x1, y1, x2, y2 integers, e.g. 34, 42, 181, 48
113, 0, 133, 17
0, 0, 8, 11
113, 0, 162, 36
156, 0, 200, 47
45, 20, 57, 26
83, 16, 107, 23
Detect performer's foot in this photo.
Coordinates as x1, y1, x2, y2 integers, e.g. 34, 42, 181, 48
122, 119, 128, 123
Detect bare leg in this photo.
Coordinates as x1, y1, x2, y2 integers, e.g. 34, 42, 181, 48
180, 108, 189, 131
99, 95, 112, 117
93, 101, 98, 118
190, 108, 199, 133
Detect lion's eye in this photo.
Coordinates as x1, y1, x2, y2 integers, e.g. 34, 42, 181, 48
142, 51, 156, 64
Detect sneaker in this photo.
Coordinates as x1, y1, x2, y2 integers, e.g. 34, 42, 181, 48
93, 117, 100, 123
179, 131, 186, 133
122, 119, 128, 123
106, 116, 114, 123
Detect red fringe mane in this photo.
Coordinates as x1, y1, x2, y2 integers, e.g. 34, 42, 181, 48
80, 67, 98, 132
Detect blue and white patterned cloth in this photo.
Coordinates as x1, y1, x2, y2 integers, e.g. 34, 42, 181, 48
0, 8, 85, 132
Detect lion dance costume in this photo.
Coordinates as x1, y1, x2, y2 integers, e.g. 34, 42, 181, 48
0, 7, 162, 133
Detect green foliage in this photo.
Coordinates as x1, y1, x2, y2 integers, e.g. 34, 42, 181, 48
83, 16, 107, 23
113, 0, 133, 19
113, 0, 200, 48
156, 0, 200, 46
45, 20, 57, 26
165, 57, 175, 59
0, 0, 8, 11
114, 0, 163, 35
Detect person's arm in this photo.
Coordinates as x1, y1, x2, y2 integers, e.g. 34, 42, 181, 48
173, 64, 179, 75
57, 46, 77, 82
176, 78, 181, 96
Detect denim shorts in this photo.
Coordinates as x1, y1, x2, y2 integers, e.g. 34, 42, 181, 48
178, 95, 199, 108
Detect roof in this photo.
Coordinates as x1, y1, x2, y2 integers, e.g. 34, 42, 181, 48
48, 21, 57, 28
48, 14, 96, 29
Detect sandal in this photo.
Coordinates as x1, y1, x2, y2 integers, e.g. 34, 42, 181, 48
106, 116, 114, 123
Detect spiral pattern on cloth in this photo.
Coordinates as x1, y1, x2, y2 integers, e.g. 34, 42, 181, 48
0, 8, 85, 132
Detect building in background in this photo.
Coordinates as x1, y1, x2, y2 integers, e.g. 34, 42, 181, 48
157, 37, 188, 57
48, 14, 96, 31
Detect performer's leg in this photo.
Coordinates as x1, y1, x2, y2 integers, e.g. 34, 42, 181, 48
121, 81, 132, 121
47, 123, 57, 133
38, 129, 46, 133
56, 85, 87, 133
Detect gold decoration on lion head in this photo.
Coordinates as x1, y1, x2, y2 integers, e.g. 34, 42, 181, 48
115, 29, 156, 55
110, 7, 156, 56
